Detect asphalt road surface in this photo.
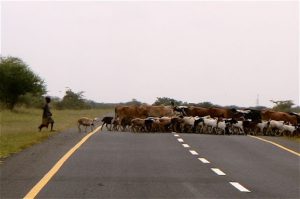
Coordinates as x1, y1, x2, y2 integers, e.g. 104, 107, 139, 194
1, 126, 299, 199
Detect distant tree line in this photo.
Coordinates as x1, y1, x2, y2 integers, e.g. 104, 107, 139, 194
1, 56, 299, 113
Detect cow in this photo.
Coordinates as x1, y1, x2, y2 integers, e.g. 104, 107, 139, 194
173, 106, 188, 116
115, 105, 148, 122
145, 105, 175, 117
240, 109, 262, 122
208, 108, 243, 119
288, 112, 300, 124
261, 110, 298, 125
115, 105, 148, 131
174, 106, 210, 117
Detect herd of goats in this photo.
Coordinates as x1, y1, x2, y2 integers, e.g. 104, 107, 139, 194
78, 105, 300, 137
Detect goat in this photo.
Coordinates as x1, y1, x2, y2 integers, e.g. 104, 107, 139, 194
78, 117, 98, 132
101, 116, 114, 131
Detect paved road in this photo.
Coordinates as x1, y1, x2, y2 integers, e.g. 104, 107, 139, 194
1, 128, 299, 198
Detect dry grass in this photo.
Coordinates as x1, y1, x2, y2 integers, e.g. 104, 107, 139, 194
0, 108, 112, 159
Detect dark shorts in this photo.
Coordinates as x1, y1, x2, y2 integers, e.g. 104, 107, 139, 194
42, 116, 54, 125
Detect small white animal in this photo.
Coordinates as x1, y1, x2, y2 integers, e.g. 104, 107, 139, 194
78, 117, 98, 132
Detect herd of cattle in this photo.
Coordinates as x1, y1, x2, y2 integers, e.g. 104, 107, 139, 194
100, 105, 300, 136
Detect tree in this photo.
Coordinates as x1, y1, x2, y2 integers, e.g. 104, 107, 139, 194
18, 93, 44, 108
57, 88, 91, 109
124, 98, 142, 106
153, 97, 183, 106
270, 100, 294, 112
0, 56, 46, 109
196, 101, 214, 108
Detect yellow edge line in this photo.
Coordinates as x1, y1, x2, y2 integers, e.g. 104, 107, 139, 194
23, 125, 102, 199
248, 135, 300, 157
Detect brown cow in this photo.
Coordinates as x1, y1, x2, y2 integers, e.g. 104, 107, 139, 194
144, 105, 175, 117
115, 105, 148, 131
208, 108, 241, 119
115, 105, 175, 131
115, 105, 174, 120
261, 110, 298, 125
175, 106, 243, 119
176, 106, 210, 117
115, 105, 148, 119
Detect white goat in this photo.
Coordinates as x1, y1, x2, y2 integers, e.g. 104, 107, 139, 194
280, 124, 296, 136
232, 121, 244, 134
256, 121, 269, 135
203, 118, 218, 134
266, 120, 285, 136
78, 117, 98, 132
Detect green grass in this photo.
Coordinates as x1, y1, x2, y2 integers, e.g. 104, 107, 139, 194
282, 136, 300, 143
0, 108, 112, 159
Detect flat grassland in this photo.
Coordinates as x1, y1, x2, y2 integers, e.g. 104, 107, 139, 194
0, 108, 112, 159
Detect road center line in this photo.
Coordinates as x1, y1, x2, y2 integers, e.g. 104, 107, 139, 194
189, 150, 199, 155
177, 138, 184, 142
198, 158, 210, 163
182, 144, 190, 148
211, 168, 226, 175
23, 125, 102, 199
248, 135, 300, 157
174, 134, 180, 137
230, 182, 251, 192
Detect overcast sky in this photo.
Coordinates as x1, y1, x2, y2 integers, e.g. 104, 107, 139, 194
1, 1, 299, 107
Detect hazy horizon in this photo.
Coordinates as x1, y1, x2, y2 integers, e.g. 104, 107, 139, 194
1, 1, 299, 107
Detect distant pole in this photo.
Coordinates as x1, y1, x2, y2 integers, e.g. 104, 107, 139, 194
256, 94, 259, 107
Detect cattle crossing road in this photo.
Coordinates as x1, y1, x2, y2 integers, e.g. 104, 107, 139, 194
1, 127, 299, 199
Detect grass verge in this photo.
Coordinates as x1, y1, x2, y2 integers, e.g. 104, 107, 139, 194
0, 108, 112, 159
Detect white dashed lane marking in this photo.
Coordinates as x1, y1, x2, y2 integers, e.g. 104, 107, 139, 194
173, 134, 251, 193
189, 150, 199, 155
230, 182, 251, 192
198, 158, 210, 163
211, 168, 226, 175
